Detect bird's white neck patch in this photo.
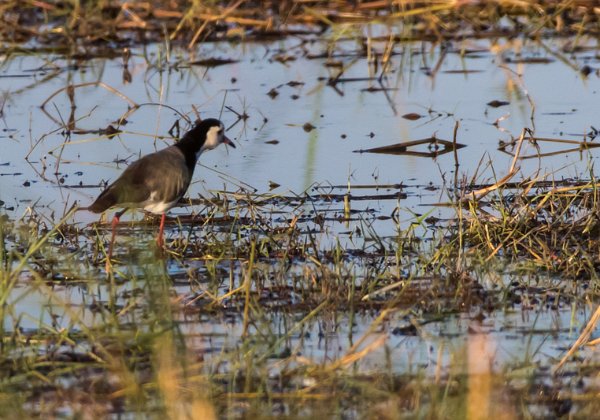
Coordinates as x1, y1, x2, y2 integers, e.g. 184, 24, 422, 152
197, 125, 223, 159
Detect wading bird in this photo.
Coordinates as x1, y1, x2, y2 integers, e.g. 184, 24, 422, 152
87, 118, 235, 268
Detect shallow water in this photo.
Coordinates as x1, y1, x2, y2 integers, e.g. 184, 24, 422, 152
1, 34, 600, 416
2, 37, 600, 224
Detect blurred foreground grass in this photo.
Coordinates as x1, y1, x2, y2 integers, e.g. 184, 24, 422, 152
0, 179, 598, 416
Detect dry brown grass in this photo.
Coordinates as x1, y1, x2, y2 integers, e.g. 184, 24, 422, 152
2, 1, 600, 50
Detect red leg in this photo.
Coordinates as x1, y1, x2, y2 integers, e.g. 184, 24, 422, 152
157, 213, 166, 248
108, 214, 120, 259
106, 209, 126, 271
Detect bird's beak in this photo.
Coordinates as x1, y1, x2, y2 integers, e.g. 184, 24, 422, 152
223, 136, 236, 148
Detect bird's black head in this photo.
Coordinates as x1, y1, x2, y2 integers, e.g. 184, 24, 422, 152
176, 118, 235, 167
182, 118, 235, 154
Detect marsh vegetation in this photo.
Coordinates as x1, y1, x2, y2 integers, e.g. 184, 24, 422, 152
0, 1, 599, 418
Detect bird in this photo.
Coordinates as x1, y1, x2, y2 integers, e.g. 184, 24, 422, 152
87, 118, 235, 268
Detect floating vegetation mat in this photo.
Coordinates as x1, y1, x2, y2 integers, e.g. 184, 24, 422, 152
0, 174, 598, 417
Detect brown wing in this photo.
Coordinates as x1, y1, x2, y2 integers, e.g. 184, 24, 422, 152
88, 146, 190, 213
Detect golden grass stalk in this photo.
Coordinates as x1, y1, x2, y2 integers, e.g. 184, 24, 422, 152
554, 305, 600, 372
